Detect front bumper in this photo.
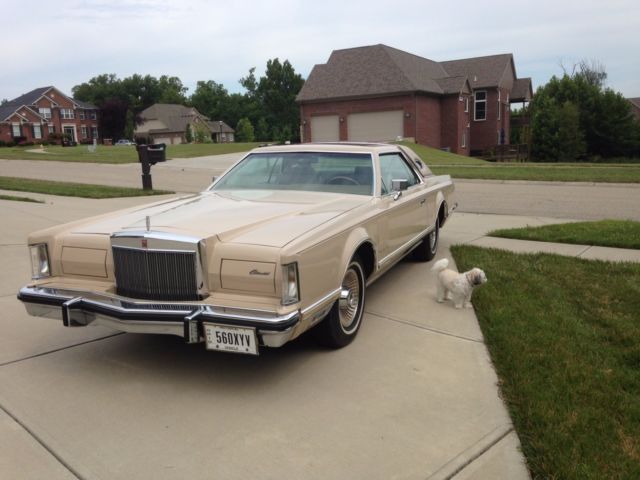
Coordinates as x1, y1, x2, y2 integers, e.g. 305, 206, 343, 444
17, 286, 300, 348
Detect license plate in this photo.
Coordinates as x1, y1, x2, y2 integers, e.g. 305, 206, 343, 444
204, 323, 258, 355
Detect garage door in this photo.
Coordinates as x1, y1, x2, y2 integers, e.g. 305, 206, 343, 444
347, 110, 404, 142
153, 137, 172, 145
310, 115, 339, 142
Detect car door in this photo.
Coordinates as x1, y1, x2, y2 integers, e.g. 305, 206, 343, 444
377, 152, 429, 265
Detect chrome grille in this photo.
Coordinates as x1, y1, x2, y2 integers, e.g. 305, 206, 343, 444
112, 247, 199, 301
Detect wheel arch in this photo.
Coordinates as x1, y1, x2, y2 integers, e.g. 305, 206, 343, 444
340, 228, 377, 281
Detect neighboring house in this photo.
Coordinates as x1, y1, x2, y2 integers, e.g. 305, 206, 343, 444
628, 98, 640, 122
0, 86, 99, 144
135, 104, 234, 144
207, 120, 235, 143
297, 44, 533, 155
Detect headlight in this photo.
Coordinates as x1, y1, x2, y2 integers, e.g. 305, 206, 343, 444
282, 262, 300, 305
29, 243, 50, 279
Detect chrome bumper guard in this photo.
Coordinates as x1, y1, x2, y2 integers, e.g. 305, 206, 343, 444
18, 286, 300, 348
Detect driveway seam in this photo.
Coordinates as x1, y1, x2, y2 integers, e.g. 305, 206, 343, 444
426, 425, 515, 480
0, 402, 84, 480
366, 310, 483, 343
0, 333, 124, 368
576, 245, 593, 257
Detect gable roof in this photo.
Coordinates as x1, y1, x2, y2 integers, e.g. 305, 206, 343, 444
439, 53, 515, 89
207, 120, 234, 133
0, 86, 97, 122
511, 78, 533, 102
298, 45, 527, 103
138, 104, 208, 134
297, 44, 452, 102
628, 98, 640, 109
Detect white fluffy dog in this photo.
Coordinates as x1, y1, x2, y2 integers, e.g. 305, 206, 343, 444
431, 258, 487, 309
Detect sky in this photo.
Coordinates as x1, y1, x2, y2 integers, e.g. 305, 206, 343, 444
2, 0, 639, 101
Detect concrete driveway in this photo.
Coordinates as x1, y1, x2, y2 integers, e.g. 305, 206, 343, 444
0, 191, 534, 480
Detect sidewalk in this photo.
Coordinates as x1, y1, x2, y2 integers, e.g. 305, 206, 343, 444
467, 236, 640, 263
444, 212, 640, 263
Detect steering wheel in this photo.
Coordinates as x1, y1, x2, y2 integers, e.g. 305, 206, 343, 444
327, 176, 359, 185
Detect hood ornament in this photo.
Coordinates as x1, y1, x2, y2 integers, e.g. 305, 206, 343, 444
145, 215, 151, 232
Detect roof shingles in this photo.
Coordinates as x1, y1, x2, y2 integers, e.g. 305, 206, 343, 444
297, 45, 528, 103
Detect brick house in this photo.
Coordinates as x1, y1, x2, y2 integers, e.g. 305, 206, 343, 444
297, 44, 533, 155
135, 104, 235, 144
0, 86, 99, 144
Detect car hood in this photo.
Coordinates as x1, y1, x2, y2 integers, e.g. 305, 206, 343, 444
70, 190, 370, 248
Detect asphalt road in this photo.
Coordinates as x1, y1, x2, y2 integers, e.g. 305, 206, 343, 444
455, 179, 640, 221
2, 155, 638, 221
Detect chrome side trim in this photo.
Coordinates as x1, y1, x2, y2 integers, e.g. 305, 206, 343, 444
377, 225, 434, 268
300, 287, 341, 315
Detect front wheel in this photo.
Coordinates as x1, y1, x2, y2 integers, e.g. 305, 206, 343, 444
314, 257, 366, 348
413, 217, 439, 262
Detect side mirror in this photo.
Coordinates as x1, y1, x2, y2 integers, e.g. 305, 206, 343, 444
391, 179, 409, 192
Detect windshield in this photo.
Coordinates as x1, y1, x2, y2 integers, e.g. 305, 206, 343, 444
212, 152, 374, 196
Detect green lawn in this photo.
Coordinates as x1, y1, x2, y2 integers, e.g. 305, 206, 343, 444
398, 142, 640, 183
430, 164, 640, 183
0, 177, 173, 198
490, 220, 640, 250
451, 245, 640, 479
398, 141, 487, 166
0, 194, 44, 203
0, 143, 261, 164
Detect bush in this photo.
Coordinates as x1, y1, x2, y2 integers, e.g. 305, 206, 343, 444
235, 118, 255, 142
0, 140, 5, 147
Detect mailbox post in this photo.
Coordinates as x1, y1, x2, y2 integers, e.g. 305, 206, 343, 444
136, 143, 166, 190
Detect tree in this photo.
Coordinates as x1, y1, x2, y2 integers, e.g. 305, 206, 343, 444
530, 61, 639, 160
1, 98, 8, 106
185, 123, 193, 143
255, 118, 270, 141
189, 80, 229, 122
235, 118, 255, 142
255, 59, 304, 142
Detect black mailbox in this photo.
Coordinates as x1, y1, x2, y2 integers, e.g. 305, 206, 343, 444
136, 143, 166, 190
146, 143, 166, 164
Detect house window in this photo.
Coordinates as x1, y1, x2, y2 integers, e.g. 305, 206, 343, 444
474, 91, 487, 121
461, 132, 466, 148
60, 108, 75, 119
464, 97, 469, 113
11, 124, 21, 137
81, 126, 88, 139
48, 125, 55, 134
497, 90, 501, 120
92, 126, 98, 139
79, 111, 86, 120
90, 111, 97, 120
39, 107, 51, 120
33, 124, 42, 139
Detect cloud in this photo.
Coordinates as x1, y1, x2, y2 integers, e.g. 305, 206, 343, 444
2, 0, 639, 100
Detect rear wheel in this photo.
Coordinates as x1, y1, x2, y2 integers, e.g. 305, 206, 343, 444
314, 257, 366, 348
413, 217, 439, 262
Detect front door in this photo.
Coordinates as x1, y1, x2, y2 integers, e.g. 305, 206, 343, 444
63, 126, 75, 141
377, 152, 429, 265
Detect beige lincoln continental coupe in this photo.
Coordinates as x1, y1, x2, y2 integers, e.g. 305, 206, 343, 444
18, 143, 455, 355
